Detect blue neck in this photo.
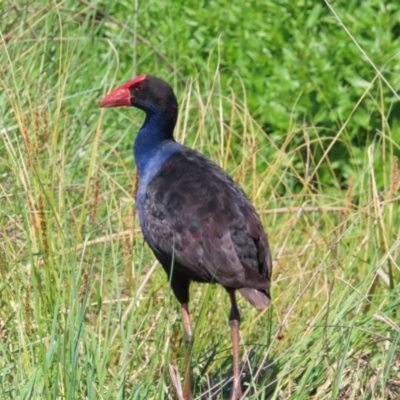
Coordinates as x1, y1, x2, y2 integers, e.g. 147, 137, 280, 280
132, 107, 183, 246
133, 111, 182, 187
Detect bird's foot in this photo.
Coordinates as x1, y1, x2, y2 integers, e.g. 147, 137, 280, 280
230, 382, 243, 400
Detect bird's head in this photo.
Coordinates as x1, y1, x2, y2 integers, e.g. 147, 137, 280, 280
99, 74, 178, 117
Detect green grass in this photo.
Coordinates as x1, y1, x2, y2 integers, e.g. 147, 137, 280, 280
1, 1, 399, 399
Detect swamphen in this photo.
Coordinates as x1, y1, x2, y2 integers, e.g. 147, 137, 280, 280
100, 75, 272, 400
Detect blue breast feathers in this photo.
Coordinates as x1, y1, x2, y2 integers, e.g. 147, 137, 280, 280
135, 134, 183, 247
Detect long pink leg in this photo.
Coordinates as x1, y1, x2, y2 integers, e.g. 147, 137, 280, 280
181, 303, 193, 400
228, 290, 242, 400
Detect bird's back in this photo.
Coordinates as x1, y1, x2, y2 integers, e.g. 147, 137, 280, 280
142, 147, 272, 308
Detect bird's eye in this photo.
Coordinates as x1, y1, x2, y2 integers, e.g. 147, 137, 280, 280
135, 84, 143, 91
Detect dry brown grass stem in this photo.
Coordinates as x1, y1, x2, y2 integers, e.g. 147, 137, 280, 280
75, 229, 141, 252
24, 284, 32, 334
20, 113, 33, 167
0, 255, 4, 276
260, 206, 348, 214
345, 175, 354, 217
168, 364, 184, 400
122, 237, 131, 265
26, 194, 39, 233
33, 229, 142, 269
90, 165, 101, 222
390, 157, 400, 200
38, 194, 48, 253
79, 269, 89, 302
123, 236, 135, 293
243, 138, 258, 182
34, 102, 40, 156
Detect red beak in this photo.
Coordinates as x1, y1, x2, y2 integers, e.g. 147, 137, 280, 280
99, 86, 131, 108
100, 74, 147, 108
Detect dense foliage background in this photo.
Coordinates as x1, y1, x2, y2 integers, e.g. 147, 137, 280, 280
0, 1, 399, 399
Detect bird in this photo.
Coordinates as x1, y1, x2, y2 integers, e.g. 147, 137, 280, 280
100, 75, 272, 400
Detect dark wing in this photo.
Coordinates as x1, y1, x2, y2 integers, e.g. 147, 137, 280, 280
143, 149, 272, 296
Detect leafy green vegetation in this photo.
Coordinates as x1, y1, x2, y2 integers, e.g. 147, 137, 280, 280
0, 1, 399, 399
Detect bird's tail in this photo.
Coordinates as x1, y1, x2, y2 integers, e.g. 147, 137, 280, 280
239, 288, 271, 309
